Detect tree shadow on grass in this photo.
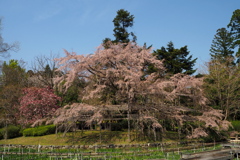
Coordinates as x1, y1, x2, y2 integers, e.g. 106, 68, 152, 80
65, 131, 124, 145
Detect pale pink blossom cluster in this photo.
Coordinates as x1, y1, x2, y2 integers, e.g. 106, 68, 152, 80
187, 128, 208, 139
54, 42, 165, 102
197, 109, 231, 131
51, 42, 231, 138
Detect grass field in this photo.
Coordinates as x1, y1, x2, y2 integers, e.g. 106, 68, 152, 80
0, 130, 152, 146
0, 130, 224, 160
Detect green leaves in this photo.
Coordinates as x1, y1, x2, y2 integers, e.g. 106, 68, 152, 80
103, 9, 136, 46
22, 125, 56, 137
228, 9, 240, 59
153, 41, 197, 75
2, 59, 26, 86
210, 28, 235, 64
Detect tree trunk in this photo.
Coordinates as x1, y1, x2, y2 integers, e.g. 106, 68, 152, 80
4, 120, 8, 140
127, 103, 131, 141
178, 124, 181, 141
99, 124, 102, 144
153, 128, 157, 141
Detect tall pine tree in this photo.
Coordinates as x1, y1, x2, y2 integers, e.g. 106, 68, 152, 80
112, 9, 136, 43
210, 28, 235, 64
228, 9, 240, 58
103, 9, 136, 47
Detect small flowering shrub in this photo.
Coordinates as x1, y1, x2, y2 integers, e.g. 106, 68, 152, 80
19, 87, 61, 125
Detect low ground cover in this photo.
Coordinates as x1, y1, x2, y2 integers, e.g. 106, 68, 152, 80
0, 142, 221, 160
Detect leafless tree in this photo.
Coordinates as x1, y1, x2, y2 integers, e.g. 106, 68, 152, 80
29, 53, 59, 88
0, 18, 19, 59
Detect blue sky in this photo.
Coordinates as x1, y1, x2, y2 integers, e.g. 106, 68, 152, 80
0, 0, 239, 72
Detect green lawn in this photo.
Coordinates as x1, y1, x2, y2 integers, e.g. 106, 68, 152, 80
0, 130, 150, 145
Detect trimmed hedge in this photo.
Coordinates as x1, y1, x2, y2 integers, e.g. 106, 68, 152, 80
0, 125, 21, 139
23, 125, 56, 137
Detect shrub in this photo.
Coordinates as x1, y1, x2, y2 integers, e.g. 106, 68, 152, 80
231, 121, 240, 132
23, 125, 56, 137
0, 125, 21, 139
111, 120, 128, 131
202, 128, 227, 143
0, 128, 3, 139
22, 128, 34, 136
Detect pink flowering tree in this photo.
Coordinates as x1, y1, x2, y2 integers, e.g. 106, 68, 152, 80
54, 42, 230, 140
18, 87, 61, 126
55, 42, 165, 103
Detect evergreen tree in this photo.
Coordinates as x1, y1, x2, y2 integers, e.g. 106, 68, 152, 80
44, 64, 53, 81
153, 41, 197, 75
228, 9, 240, 57
113, 9, 136, 43
210, 28, 235, 64
1, 59, 26, 86
103, 9, 136, 46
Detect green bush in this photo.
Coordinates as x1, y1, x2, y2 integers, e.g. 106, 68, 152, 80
111, 120, 128, 131
0, 128, 3, 139
22, 128, 34, 136
23, 125, 56, 137
202, 128, 227, 143
231, 121, 240, 132
0, 125, 21, 139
